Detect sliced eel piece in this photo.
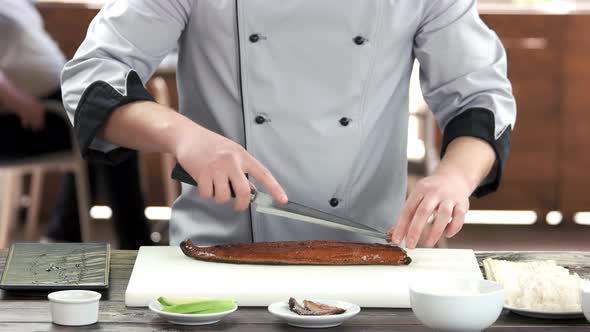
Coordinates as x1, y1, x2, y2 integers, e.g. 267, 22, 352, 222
288, 297, 315, 315
288, 297, 345, 316
303, 300, 346, 315
180, 239, 411, 265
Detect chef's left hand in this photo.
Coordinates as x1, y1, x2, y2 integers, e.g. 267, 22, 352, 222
387, 137, 497, 249
387, 171, 471, 248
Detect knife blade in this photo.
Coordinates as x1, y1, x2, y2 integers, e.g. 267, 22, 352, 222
253, 191, 388, 240
171, 164, 388, 240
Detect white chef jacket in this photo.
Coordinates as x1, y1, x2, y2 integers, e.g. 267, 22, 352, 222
0, 0, 65, 97
61, 0, 517, 246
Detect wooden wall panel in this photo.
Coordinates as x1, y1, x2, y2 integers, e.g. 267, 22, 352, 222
471, 15, 564, 212
560, 16, 590, 213
37, 5, 98, 59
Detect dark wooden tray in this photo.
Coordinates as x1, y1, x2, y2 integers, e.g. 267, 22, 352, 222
0, 243, 110, 290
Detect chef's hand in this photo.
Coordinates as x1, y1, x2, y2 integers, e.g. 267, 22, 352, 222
387, 137, 496, 248
175, 125, 288, 211
100, 100, 288, 211
387, 172, 471, 248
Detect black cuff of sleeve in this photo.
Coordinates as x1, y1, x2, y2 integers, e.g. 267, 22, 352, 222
440, 108, 512, 198
73, 71, 155, 165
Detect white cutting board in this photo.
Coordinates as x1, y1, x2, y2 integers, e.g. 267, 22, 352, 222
125, 246, 482, 308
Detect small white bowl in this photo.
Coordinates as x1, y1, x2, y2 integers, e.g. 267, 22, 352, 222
410, 278, 504, 332
148, 300, 238, 325
581, 281, 590, 323
268, 299, 360, 329
48, 290, 101, 326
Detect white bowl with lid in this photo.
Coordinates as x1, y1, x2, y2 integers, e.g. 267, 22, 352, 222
48, 290, 101, 326
410, 278, 504, 332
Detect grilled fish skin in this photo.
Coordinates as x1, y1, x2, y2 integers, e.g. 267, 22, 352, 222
180, 239, 411, 265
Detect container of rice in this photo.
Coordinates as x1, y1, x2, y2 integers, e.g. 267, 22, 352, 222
483, 258, 588, 312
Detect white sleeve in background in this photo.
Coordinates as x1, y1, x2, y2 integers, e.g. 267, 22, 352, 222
0, 0, 65, 97
61, 0, 192, 163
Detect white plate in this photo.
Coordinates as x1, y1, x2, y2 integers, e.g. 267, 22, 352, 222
268, 299, 360, 329
504, 305, 584, 320
148, 300, 238, 325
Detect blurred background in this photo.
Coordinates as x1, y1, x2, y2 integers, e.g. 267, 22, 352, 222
1, 0, 590, 251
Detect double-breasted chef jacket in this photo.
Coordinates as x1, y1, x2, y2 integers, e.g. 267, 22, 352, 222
62, 0, 517, 246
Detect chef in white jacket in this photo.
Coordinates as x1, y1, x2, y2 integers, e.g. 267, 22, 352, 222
62, 0, 516, 248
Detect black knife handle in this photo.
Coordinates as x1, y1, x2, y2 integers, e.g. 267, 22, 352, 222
171, 164, 256, 198
171, 163, 198, 186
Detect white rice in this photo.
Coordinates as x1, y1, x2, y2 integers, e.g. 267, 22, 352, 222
483, 258, 587, 312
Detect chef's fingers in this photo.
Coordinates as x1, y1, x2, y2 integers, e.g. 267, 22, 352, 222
423, 200, 454, 247
389, 193, 423, 245
16, 112, 31, 129
28, 108, 44, 131
25, 117, 35, 130
31, 112, 44, 131
444, 204, 467, 238
229, 171, 252, 211
405, 197, 438, 249
196, 173, 214, 199
244, 156, 288, 204
212, 173, 232, 204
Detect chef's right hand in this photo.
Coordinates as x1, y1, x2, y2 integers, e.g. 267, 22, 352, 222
174, 125, 288, 211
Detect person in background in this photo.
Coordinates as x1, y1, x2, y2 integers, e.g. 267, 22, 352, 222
0, 0, 151, 249
0, 0, 71, 162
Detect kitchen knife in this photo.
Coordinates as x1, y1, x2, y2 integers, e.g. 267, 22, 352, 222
171, 164, 389, 240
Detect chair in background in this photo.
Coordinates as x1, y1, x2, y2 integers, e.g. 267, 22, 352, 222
0, 100, 91, 248
408, 105, 440, 181
407, 104, 448, 248
407, 61, 440, 181
139, 76, 180, 244
145, 76, 180, 207
146, 76, 179, 207
407, 61, 447, 248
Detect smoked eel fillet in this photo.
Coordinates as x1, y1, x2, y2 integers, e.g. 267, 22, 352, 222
180, 239, 411, 265
289, 297, 346, 315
